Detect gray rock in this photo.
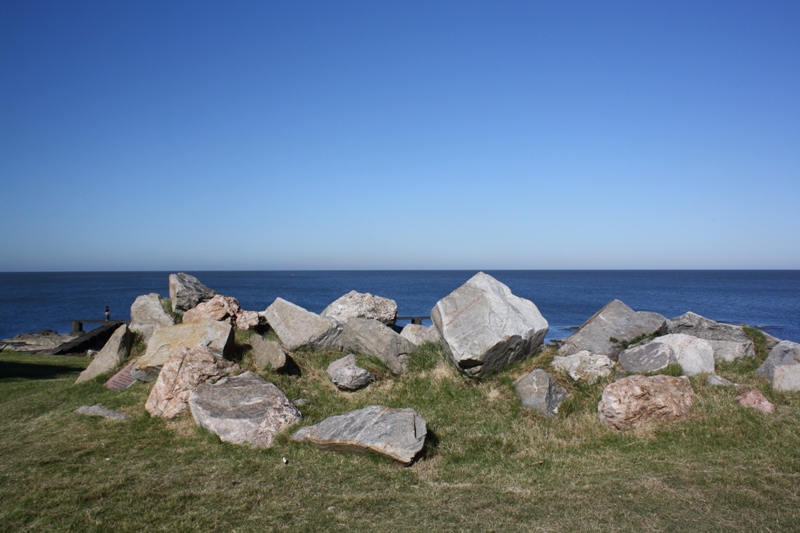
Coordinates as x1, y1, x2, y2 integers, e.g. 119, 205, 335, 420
707, 375, 736, 387
327, 354, 375, 391
619, 334, 714, 376
189, 372, 302, 448
755, 340, 800, 391
340, 318, 416, 374
514, 368, 567, 416
667, 312, 754, 362
1, 329, 81, 353
558, 299, 667, 360
761, 330, 782, 352
75, 325, 133, 384
619, 341, 676, 374
263, 298, 342, 351
74, 404, 128, 420
432, 272, 549, 378
551, 351, 615, 384
292, 405, 427, 465
249, 335, 293, 373
129, 293, 174, 344
321, 291, 398, 326
169, 272, 218, 313
400, 324, 441, 346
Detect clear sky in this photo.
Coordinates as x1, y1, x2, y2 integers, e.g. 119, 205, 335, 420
1, 0, 798, 271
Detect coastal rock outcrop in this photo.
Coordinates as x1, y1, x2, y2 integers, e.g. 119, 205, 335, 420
263, 298, 342, 351
432, 272, 549, 378
514, 368, 567, 416
169, 272, 218, 313
75, 324, 133, 383
129, 293, 174, 343
755, 340, 800, 391
321, 291, 398, 326
667, 312, 755, 362
597, 375, 695, 430
551, 351, 615, 384
327, 354, 374, 391
340, 318, 416, 375
400, 324, 441, 346
182, 294, 259, 331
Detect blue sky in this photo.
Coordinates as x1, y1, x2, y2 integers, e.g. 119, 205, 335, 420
1, 0, 798, 271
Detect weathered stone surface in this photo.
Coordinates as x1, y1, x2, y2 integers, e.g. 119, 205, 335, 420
667, 312, 755, 362
756, 340, 800, 391
145, 344, 238, 419
189, 372, 301, 448
263, 298, 341, 351
597, 375, 695, 430
619, 341, 675, 374
74, 404, 127, 420
1, 330, 81, 353
559, 300, 667, 360
169, 272, 218, 313
292, 405, 427, 465
249, 335, 293, 372
552, 351, 615, 384
129, 293, 174, 343
321, 291, 398, 326
400, 324, 441, 346
514, 368, 567, 416
75, 325, 133, 384
133, 322, 235, 382
104, 359, 138, 390
619, 334, 714, 376
432, 272, 549, 378
707, 375, 736, 387
340, 318, 416, 375
737, 390, 775, 414
327, 354, 374, 391
761, 330, 782, 352
183, 294, 260, 331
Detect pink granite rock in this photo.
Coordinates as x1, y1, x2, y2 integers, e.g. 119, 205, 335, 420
183, 295, 259, 331
598, 374, 695, 430
737, 390, 775, 414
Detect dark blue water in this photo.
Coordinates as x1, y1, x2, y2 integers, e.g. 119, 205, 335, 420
1, 271, 798, 344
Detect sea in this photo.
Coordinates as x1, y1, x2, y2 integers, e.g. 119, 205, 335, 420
1, 270, 798, 345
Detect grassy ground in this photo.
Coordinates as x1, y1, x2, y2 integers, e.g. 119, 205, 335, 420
1, 333, 798, 532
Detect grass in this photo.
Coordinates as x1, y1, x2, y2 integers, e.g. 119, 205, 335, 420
1, 336, 799, 532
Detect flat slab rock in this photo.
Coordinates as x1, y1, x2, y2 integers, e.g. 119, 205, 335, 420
190, 372, 301, 448
598, 375, 695, 431
74, 404, 127, 420
292, 405, 427, 465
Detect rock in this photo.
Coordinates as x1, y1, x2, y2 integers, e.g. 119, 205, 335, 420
129, 293, 174, 344
189, 372, 301, 448
551, 351, 615, 384
619, 341, 676, 374
183, 294, 260, 331
74, 404, 127, 420
327, 354, 375, 391
707, 375, 736, 387
263, 298, 342, 351
597, 375, 695, 430
514, 368, 568, 416
761, 330, 782, 352
321, 290, 398, 326
558, 300, 667, 360
755, 340, 800, 391
619, 334, 714, 376
667, 312, 754, 362
145, 344, 238, 419
431, 272, 549, 378
292, 405, 427, 465
133, 322, 235, 382
400, 324, 441, 346
737, 390, 775, 414
104, 359, 138, 390
75, 325, 133, 384
169, 272, 218, 313
249, 335, 294, 373
1, 329, 81, 353
340, 318, 416, 375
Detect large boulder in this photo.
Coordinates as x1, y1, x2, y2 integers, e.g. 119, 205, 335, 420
400, 324, 441, 346
132, 322, 235, 382
263, 298, 341, 351
75, 325, 133, 384
145, 344, 238, 419
431, 272, 549, 378
183, 294, 260, 331
327, 354, 375, 391
514, 368, 567, 416
559, 300, 667, 360
249, 335, 294, 373
321, 291, 398, 326
755, 340, 800, 391
129, 293, 174, 343
340, 318, 416, 375
169, 272, 218, 313
292, 405, 427, 465
597, 375, 695, 430
619, 334, 715, 376
189, 372, 301, 448
551, 351, 615, 384
667, 312, 755, 362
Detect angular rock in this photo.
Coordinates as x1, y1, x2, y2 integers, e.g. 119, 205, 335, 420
263, 298, 341, 351
514, 368, 567, 416
432, 272, 549, 378
249, 335, 293, 373
133, 321, 235, 382
183, 294, 259, 331
74, 404, 127, 420
619, 334, 714, 376
292, 405, 427, 465
75, 325, 133, 384
169, 272, 218, 313
129, 293, 174, 344
598, 375, 695, 430
145, 344, 238, 419
340, 318, 416, 375
667, 312, 754, 362
755, 340, 800, 391
400, 324, 441, 346
761, 330, 782, 352
189, 372, 301, 448
551, 351, 615, 384
559, 300, 667, 360
327, 354, 375, 391
321, 290, 398, 326
619, 341, 676, 374
737, 390, 775, 414
707, 375, 736, 387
